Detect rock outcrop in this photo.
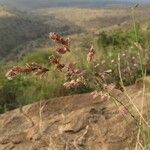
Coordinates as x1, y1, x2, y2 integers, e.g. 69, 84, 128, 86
0, 77, 150, 150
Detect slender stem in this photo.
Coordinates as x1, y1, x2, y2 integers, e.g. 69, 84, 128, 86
135, 72, 146, 150
109, 93, 138, 124
131, 8, 138, 43
131, 7, 144, 76
94, 77, 138, 123
118, 54, 149, 128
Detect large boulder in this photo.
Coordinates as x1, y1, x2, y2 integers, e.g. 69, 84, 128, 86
0, 77, 150, 150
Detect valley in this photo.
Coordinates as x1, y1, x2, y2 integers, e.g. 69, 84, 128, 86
0, 4, 150, 60
0, 6, 81, 59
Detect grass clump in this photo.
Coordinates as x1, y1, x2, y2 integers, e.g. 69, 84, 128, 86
0, 25, 150, 113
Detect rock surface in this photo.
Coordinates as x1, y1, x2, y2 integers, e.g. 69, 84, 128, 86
0, 77, 150, 150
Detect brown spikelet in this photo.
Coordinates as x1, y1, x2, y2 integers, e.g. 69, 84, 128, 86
6, 63, 49, 80
87, 45, 95, 62
49, 32, 70, 50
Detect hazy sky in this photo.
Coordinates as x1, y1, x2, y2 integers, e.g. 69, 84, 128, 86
0, 0, 149, 4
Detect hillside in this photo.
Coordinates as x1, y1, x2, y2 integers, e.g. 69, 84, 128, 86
37, 6, 150, 31
0, 77, 150, 150
1, 5, 150, 60
0, 7, 81, 59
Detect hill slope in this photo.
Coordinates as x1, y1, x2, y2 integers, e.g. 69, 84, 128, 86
0, 7, 81, 59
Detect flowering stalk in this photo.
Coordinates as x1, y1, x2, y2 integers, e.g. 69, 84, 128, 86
6, 63, 49, 80
87, 45, 95, 62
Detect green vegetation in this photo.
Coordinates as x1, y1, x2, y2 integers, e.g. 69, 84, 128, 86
97, 26, 150, 50
0, 24, 150, 113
